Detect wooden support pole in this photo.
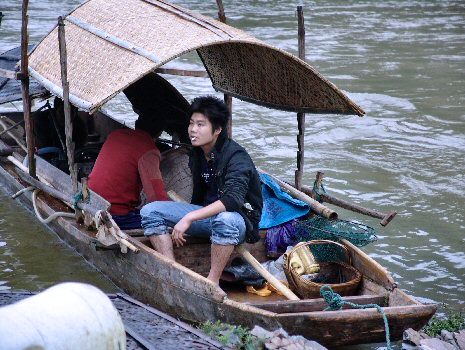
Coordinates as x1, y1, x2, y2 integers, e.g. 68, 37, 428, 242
20, 0, 36, 178
215, 0, 226, 23
295, 6, 306, 190
224, 94, 232, 138
215, 0, 233, 138
57, 17, 78, 194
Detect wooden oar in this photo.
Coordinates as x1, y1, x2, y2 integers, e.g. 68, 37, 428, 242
166, 191, 300, 301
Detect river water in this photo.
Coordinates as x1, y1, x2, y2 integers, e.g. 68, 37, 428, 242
1, 0, 464, 347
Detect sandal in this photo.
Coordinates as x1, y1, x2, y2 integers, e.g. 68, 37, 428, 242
246, 285, 272, 297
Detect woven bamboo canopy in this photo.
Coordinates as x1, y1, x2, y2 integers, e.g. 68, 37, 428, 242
28, 0, 364, 116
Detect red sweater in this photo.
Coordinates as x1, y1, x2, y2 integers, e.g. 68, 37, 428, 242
88, 129, 167, 215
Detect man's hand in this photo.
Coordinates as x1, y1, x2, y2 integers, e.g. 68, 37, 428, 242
171, 216, 191, 247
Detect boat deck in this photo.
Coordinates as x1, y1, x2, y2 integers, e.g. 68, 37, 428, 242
0, 291, 226, 350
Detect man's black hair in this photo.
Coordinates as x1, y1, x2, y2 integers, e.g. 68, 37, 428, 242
188, 96, 229, 133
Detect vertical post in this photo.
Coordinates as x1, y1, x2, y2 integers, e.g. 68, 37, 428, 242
215, 0, 226, 23
295, 5, 306, 190
215, 0, 233, 138
224, 94, 232, 138
20, 0, 36, 178
57, 17, 78, 194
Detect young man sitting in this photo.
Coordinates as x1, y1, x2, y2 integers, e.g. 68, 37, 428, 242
140, 96, 262, 285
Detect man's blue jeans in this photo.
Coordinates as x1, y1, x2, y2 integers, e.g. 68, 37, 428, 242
140, 201, 246, 246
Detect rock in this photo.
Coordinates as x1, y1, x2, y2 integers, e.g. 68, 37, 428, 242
252, 326, 327, 350
404, 328, 425, 346
420, 338, 457, 350
441, 330, 458, 348
454, 330, 465, 350
251, 326, 273, 340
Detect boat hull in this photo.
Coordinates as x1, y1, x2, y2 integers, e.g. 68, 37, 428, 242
0, 164, 436, 347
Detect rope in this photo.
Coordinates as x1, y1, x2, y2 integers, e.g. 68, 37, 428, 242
320, 285, 392, 349
32, 189, 75, 224
11, 186, 34, 199
312, 179, 326, 203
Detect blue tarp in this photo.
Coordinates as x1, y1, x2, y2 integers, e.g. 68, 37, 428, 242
259, 173, 310, 229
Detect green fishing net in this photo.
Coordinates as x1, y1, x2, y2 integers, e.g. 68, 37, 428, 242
295, 216, 378, 263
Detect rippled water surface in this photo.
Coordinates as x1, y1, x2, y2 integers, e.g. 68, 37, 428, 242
0, 0, 464, 342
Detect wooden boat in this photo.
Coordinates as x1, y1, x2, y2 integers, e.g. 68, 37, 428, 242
0, 0, 436, 347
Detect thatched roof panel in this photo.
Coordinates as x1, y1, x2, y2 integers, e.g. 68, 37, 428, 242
28, 0, 363, 116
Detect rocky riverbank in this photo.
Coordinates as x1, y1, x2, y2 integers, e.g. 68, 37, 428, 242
403, 328, 465, 349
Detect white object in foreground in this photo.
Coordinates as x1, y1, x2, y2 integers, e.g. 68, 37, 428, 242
0, 282, 126, 350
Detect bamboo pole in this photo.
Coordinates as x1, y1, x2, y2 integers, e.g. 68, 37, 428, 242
236, 246, 299, 300
20, 0, 36, 178
301, 172, 397, 226
295, 5, 306, 190
215, 0, 226, 23
57, 16, 78, 194
215, 0, 233, 138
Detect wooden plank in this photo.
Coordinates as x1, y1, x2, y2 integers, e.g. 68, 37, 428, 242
276, 303, 436, 347
248, 294, 387, 314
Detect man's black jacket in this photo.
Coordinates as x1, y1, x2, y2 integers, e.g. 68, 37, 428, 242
189, 134, 263, 244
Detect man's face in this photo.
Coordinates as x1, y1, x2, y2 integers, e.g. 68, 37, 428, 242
188, 112, 221, 152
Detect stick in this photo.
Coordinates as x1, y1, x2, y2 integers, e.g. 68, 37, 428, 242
214, 0, 232, 138
259, 168, 338, 220
301, 172, 397, 226
236, 245, 299, 300
20, 0, 36, 177
295, 5, 306, 191
57, 16, 78, 194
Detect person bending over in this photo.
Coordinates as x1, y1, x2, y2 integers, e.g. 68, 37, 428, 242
140, 96, 262, 285
88, 116, 168, 230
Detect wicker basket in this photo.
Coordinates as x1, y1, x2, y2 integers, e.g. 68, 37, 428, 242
283, 240, 362, 299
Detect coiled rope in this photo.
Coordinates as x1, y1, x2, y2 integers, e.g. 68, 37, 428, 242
320, 285, 392, 349
32, 189, 75, 224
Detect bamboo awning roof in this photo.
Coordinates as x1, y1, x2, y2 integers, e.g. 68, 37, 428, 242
28, 0, 364, 116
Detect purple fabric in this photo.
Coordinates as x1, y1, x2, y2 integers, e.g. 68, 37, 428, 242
265, 220, 298, 257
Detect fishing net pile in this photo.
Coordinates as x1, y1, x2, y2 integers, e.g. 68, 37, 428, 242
294, 216, 378, 263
